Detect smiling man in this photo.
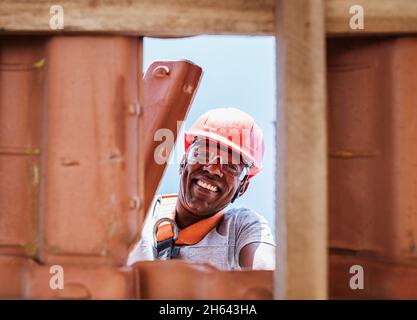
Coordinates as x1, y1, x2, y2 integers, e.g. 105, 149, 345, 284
128, 108, 275, 270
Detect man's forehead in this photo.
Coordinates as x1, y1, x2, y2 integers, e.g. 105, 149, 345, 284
194, 139, 245, 159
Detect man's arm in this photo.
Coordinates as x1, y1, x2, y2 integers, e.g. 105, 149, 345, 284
239, 242, 275, 270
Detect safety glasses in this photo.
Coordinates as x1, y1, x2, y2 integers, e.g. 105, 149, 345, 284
186, 139, 252, 180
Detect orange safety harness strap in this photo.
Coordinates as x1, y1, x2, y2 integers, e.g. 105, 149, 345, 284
154, 194, 225, 246
156, 211, 225, 245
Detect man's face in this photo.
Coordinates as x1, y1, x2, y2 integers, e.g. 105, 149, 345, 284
178, 141, 249, 217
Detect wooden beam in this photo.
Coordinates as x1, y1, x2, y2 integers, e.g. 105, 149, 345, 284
326, 0, 417, 35
0, 0, 275, 36
275, 0, 327, 299
1, 0, 417, 35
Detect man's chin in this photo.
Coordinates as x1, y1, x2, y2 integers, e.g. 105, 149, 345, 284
185, 198, 217, 217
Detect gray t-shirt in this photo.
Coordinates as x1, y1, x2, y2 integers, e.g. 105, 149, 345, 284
127, 197, 275, 270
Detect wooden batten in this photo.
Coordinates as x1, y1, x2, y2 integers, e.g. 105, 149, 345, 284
1, 0, 417, 36
275, 0, 328, 300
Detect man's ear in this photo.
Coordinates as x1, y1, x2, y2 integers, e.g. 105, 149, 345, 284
238, 179, 250, 197
179, 155, 187, 175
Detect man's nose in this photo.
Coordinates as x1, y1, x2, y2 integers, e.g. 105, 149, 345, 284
203, 159, 223, 177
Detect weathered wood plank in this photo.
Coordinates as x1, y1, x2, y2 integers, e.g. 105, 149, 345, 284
1, 0, 417, 35
326, 0, 417, 35
0, 0, 275, 36
275, 0, 328, 299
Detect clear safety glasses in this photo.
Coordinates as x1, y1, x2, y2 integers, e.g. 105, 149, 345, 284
186, 139, 252, 180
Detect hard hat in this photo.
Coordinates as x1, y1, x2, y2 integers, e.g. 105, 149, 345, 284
184, 108, 265, 178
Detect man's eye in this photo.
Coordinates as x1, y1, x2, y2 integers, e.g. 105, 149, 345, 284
195, 150, 208, 162
225, 164, 240, 172
194, 149, 202, 157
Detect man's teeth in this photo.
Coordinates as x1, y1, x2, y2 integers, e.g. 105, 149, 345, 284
196, 179, 218, 192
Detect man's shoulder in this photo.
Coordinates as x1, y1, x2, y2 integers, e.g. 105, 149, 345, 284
222, 206, 275, 248
223, 207, 269, 226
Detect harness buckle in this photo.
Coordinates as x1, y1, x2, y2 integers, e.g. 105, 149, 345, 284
153, 217, 180, 260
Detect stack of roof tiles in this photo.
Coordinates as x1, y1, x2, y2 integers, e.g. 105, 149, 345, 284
0, 36, 272, 299
328, 38, 417, 299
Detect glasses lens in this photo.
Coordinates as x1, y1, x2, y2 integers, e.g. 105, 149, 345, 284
187, 144, 205, 164
187, 140, 252, 179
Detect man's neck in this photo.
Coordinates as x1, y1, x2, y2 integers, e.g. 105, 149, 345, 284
175, 202, 205, 229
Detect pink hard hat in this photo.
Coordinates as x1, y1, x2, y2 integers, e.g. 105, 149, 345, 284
184, 108, 265, 178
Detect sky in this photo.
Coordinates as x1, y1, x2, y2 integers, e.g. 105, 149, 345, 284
143, 35, 276, 232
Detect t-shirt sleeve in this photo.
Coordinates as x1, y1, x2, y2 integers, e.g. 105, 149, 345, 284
233, 208, 276, 267
126, 196, 158, 265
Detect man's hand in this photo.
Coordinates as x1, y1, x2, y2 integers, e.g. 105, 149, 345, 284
239, 242, 275, 270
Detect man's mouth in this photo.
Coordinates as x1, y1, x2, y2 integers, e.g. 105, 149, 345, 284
195, 179, 219, 192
